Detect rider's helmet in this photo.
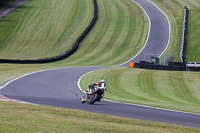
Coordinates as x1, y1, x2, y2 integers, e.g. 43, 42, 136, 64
100, 79, 105, 83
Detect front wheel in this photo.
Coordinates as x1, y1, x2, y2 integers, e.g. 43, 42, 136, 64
81, 100, 85, 104
89, 94, 100, 104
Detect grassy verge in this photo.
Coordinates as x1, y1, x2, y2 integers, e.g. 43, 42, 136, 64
0, 101, 199, 133
150, 0, 200, 62
0, 0, 93, 59
80, 67, 200, 114
187, 8, 200, 61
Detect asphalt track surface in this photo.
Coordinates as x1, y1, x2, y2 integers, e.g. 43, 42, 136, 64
1, 0, 200, 129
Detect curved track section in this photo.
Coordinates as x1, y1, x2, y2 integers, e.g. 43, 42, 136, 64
1, 0, 200, 128
122, 0, 170, 66
1, 66, 200, 128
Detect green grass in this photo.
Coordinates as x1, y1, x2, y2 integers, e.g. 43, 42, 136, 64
0, 0, 94, 59
80, 67, 200, 114
187, 8, 200, 61
150, 0, 200, 62
0, 101, 199, 133
59, 0, 149, 66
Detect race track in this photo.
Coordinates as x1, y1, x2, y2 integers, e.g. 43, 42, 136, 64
1, 0, 200, 128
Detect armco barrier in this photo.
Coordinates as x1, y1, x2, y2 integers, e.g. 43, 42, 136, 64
0, 0, 98, 64
168, 62, 186, 67
132, 61, 200, 72
180, 6, 189, 63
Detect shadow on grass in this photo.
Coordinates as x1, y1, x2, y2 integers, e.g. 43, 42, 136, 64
0, 18, 10, 22
14, 5, 36, 10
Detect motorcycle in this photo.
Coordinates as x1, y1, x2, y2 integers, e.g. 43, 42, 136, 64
81, 84, 104, 104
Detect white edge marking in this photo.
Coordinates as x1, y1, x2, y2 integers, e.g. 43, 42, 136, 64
77, 70, 96, 94
104, 99, 200, 116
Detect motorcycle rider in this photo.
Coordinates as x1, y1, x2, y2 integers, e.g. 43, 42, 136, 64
87, 79, 106, 94
84, 79, 106, 101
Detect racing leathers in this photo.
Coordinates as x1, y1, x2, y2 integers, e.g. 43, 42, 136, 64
86, 80, 106, 98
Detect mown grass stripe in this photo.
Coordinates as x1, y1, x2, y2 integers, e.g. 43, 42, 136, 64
169, 72, 200, 104
87, 0, 125, 64
53, 0, 86, 48
80, 0, 119, 64
64, 0, 109, 65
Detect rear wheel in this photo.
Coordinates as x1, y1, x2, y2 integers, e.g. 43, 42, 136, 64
89, 94, 100, 104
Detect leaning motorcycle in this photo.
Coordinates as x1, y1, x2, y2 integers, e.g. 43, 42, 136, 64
81, 84, 104, 104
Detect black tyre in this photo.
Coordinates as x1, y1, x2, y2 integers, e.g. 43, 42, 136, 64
89, 94, 100, 104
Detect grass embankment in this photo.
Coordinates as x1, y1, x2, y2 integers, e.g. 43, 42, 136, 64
0, 0, 93, 59
150, 0, 200, 62
0, 101, 199, 133
61, 0, 148, 66
0, 0, 148, 62
187, 6, 200, 61
80, 67, 200, 114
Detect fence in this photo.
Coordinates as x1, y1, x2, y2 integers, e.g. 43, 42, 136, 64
159, 54, 174, 65
131, 61, 200, 72
0, 0, 98, 64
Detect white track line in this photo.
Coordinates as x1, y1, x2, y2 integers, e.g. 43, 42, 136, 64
77, 70, 96, 94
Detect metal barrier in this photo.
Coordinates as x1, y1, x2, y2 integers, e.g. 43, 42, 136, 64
180, 6, 189, 63
130, 61, 200, 72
